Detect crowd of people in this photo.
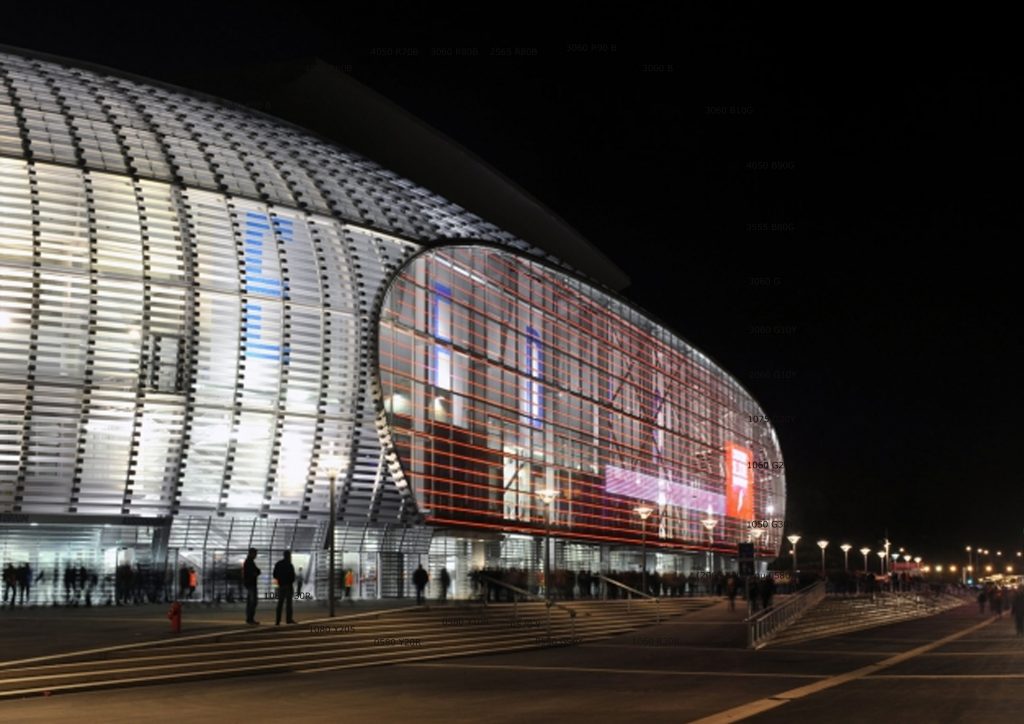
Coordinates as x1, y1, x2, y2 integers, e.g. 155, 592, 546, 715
467, 567, 776, 601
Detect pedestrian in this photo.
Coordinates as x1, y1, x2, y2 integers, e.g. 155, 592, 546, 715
344, 568, 355, 604
413, 564, 429, 605
272, 550, 298, 625
1012, 588, 1024, 638
726, 574, 737, 611
761, 574, 775, 611
748, 576, 760, 614
978, 588, 988, 614
296, 568, 304, 598
243, 548, 261, 625
179, 565, 190, 600
440, 567, 451, 603
187, 567, 198, 599
17, 563, 31, 606
2, 563, 15, 606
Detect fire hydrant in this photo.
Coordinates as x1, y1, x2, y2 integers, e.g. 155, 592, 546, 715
168, 600, 182, 634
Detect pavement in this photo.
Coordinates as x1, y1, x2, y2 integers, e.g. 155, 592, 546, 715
0, 599, 1017, 722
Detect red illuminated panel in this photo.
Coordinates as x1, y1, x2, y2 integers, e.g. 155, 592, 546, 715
725, 442, 754, 520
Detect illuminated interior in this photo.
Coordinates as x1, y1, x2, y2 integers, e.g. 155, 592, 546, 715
378, 245, 786, 557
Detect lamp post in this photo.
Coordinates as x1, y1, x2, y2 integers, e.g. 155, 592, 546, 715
840, 544, 852, 572
321, 445, 344, 618
860, 547, 871, 573
635, 505, 654, 594
701, 508, 718, 573
538, 488, 559, 601
787, 534, 801, 573
817, 540, 829, 577
877, 550, 886, 574
966, 546, 972, 581
750, 527, 765, 576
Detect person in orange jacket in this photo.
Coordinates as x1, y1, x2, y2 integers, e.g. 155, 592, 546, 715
344, 568, 355, 604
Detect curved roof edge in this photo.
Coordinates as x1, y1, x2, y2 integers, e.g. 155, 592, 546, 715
237, 60, 631, 292
0, 44, 630, 292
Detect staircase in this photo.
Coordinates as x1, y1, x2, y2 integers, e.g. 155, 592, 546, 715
766, 592, 966, 647
0, 597, 715, 699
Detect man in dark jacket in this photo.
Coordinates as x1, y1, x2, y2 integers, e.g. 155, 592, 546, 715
243, 548, 261, 624
272, 550, 298, 625
412, 564, 429, 605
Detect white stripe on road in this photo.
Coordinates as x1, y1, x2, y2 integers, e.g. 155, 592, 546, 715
685, 616, 997, 724
400, 662, 827, 679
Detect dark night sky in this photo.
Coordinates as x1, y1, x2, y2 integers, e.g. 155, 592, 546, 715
4, 5, 1021, 566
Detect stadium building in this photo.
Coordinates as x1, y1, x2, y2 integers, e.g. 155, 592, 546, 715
0, 47, 785, 599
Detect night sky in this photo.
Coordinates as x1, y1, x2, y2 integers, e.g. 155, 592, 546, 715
4, 6, 1020, 567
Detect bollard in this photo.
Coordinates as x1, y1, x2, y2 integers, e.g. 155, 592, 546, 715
168, 600, 182, 634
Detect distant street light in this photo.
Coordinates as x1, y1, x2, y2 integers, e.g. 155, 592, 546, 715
877, 550, 886, 573
840, 544, 852, 572
321, 445, 346, 618
787, 535, 802, 572
817, 540, 829, 576
634, 505, 654, 594
702, 508, 719, 573
860, 547, 871, 573
538, 488, 559, 601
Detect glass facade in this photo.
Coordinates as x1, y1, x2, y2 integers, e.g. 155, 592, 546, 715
0, 48, 786, 594
378, 246, 786, 557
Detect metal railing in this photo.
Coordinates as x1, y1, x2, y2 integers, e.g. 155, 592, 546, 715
477, 575, 582, 639
747, 580, 825, 649
597, 574, 661, 624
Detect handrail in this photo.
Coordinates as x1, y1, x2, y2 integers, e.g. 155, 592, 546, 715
476, 574, 585, 641
747, 580, 825, 649
597, 574, 661, 623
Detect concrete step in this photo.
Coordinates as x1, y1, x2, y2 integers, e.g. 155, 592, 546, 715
0, 598, 717, 699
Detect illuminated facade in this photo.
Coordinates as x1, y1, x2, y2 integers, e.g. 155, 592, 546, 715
0, 48, 784, 597
378, 246, 785, 561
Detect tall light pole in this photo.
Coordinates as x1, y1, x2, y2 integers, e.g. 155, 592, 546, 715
635, 505, 654, 594
840, 544, 852, 572
860, 547, 871, 573
750, 527, 765, 576
884, 538, 891, 575
787, 534, 801, 573
701, 507, 718, 573
817, 540, 829, 577
877, 550, 886, 574
321, 446, 344, 618
538, 488, 559, 601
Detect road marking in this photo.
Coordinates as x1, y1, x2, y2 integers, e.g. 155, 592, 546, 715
400, 663, 826, 680
686, 615, 996, 724
873, 673, 1024, 679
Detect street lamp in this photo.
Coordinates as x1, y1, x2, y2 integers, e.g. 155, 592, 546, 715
634, 505, 654, 594
787, 534, 801, 572
903, 554, 912, 562
840, 544, 852, 572
538, 488, 559, 601
701, 507, 718, 573
321, 445, 345, 618
860, 547, 871, 573
750, 527, 765, 577
913, 556, 922, 565
817, 540, 829, 576
884, 539, 891, 575
877, 550, 886, 573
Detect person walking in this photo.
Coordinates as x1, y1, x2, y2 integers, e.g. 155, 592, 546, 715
296, 567, 304, 598
243, 548, 261, 625
760, 574, 775, 611
726, 574, 737, 611
439, 567, 451, 603
272, 550, 298, 625
412, 564, 429, 605
1012, 588, 1024, 638
344, 568, 355, 604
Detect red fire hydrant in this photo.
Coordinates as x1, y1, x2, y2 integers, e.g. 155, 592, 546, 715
168, 600, 182, 634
